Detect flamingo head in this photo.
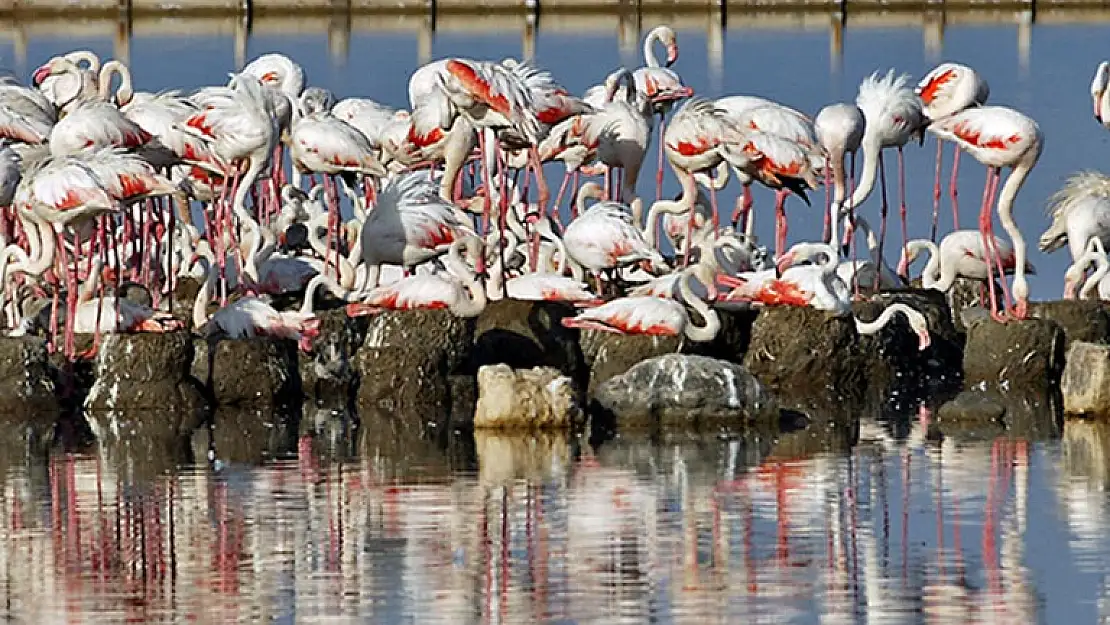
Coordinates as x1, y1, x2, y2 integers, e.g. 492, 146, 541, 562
910, 318, 932, 351
31, 62, 54, 87
665, 41, 679, 67
774, 251, 796, 277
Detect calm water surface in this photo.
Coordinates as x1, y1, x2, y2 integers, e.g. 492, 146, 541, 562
3, 408, 1110, 624
0, 20, 1108, 624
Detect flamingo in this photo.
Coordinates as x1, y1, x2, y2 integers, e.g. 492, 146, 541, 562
193, 256, 319, 352
358, 170, 471, 290
633, 25, 694, 201
732, 241, 932, 349
842, 70, 927, 281
916, 63, 990, 239
346, 236, 487, 318
1091, 61, 1110, 130
561, 267, 720, 342
898, 230, 1034, 303
927, 106, 1042, 321
1063, 237, 1109, 300
814, 103, 865, 247
0, 82, 55, 145
578, 68, 652, 204
241, 53, 305, 100
31, 50, 100, 114
563, 182, 668, 289
1040, 171, 1110, 262
485, 230, 600, 305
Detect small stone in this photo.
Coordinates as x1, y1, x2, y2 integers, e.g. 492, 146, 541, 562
937, 390, 1007, 423
592, 354, 777, 429
1062, 341, 1110, 418
474, 364, 581, 429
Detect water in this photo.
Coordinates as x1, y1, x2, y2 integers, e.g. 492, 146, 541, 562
0, 16, 1105, 297
5, 408, 1110, 623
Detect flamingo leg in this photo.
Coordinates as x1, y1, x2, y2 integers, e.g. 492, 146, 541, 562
498, 144, 511, 295
984, 167, 1015, 314
479, 130, 493, 238
655, 114, 666, 202
874, 153, 890, 292
774, 189, 789, 259
527, 145, 549, 273
552, 171, 571, 220
950, 146, 961, 230
823, 162, 833, 244
978, 167, 1006, 323
931, 140, 943, 243
898, 146, 909, 269
570, 170, 581, 220
739, 184, 754, 237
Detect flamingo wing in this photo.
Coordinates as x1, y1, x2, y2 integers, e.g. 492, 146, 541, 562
562, 296, 685, 335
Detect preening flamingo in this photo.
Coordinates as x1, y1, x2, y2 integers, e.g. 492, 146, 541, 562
561, 267, 720, 342
927, 105, 1042, 321
916, 62, 989, 239
843, 70, 927, 279
1040, 170, 1110, 262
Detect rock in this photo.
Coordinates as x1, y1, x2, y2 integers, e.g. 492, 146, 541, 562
962, 318, 1065, 392
935, 389, 1061, 440
298, 308, 367, 406
473, 364, 582, 429
474, 431, 572, 484
192, 337, 300, 406
84, 331, 208, 425
1061, 341, 1110, 418
581, 331, 682, 395
355, 309, 474, 427
468, 300, 588, 392
1029, 300, 1110, 349
591, 354, 777, 429
743, 305, 867, 398
0, 336, 59, 426
851, 289, 964, 393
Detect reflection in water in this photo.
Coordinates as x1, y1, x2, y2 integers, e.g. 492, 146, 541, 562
2, 413, 1101, 623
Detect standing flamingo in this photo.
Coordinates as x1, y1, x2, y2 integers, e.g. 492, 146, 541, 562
815, 103, 865, 247
916, 63, 990, 239
634, 25, 694, 201
579, 68, 651, 204
843, 70, 926, 281
927, 106, 1042, 320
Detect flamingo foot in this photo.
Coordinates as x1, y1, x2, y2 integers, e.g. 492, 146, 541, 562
75, 345, 99, 361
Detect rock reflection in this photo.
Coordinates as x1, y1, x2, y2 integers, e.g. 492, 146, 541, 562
0, 411, 1069, 623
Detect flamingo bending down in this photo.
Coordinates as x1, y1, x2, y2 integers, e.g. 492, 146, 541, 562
346, 236, 487, 318
561, 267, 720, 342
1040, 171, 1110, 262
723, 242, 932, 349
898, 230, 1034, 303
916, 63, 990, 239
927, 106, 1042, 321
842, 70, 927, 283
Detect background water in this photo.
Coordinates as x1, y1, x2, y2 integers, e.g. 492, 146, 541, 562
3, 406, 1110, 624
0, 16, 1103, 298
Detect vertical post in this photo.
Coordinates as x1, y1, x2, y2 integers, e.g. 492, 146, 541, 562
116, 0, 132, 66
523, 0, 538, 62
236, 0, 251, 70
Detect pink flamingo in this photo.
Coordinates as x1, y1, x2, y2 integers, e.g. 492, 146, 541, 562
899, 230, 1034, 306
634, 25, 695, 201
561, 267, 719, 341
927, 106, 1042, 321
916, 63, 990, 240
814, 103, 865, 248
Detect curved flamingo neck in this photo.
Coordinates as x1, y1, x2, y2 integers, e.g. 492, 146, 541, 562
855, 302, 916, 336
644, 166, 696, 246
98, 60, 133, 106
677, 270, 719, 341
445, 238, 487, 317
997, 156, 1039, 301
193, 258, 216, 329
643, 29, 663, 68
844, 134, 881, 214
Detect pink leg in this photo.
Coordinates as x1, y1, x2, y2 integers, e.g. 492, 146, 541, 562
552, 171, 571, 220
479, 132, 493, 237
978, 169, 1006, 323
774, 189, 789, 259
570, 170, 581, 220
528, 146, 550, 271
709, 174, 720, 232
655, 115, 666, 202
823, 163, 833, 244
983, 168, 1015, 314
874, 153, 889, 292
603, 167, 612, 202
950, 146, 962, 230
931, 140, 943, 242
898, 147, 909, 269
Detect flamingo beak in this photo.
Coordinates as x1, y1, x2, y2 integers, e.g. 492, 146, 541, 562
665, 43, 679, 67
31, 64, 51, 86
917, 330, 932, 351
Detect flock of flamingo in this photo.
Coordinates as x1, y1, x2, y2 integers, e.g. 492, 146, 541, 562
7, 26, 1110, 362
